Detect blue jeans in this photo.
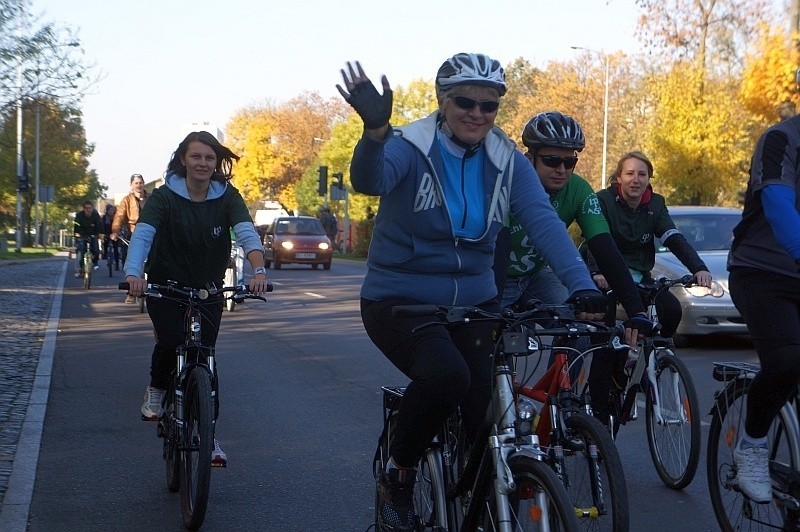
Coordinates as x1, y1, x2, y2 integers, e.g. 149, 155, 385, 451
501, 267, 570, 309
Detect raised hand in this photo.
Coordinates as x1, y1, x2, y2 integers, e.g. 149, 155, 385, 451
336, 61, 393, 131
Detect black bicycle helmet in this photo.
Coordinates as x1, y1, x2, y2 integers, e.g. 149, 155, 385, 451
435, 53, 507, 96
522, 112, 585, 151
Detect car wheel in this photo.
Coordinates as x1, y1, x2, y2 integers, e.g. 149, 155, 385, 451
264, 259, 271, 268
312, 264, 319, 270
323, 262, 331, 271
274, 259, 282, 270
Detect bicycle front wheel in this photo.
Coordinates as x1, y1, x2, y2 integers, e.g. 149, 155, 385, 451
83, 253, 92, 289
707, 378, 800, 531
562, 411, 629, 531
645, 351, 700, 489
180, 367, 214, 530
163, 386, 180, 493
484, 455, 581, 531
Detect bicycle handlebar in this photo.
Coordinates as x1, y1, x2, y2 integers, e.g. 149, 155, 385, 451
118, 281, 272, 302
637, 274, 695, 294
391, 302, 628, 352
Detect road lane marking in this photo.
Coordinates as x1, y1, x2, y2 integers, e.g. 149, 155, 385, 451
304, 292, 325, 299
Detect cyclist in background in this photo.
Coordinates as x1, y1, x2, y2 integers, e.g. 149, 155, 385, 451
123, 131, 269, 466
497, 111, 647, 317
112, 173, 149, 303
101, 204, 120, 271
73, 200, 102, 278
337, 54, 608, 532
727, 68, 800, 504
586, 150, 711, 423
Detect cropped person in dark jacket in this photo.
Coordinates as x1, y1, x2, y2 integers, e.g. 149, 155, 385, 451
586, 150, 711, 423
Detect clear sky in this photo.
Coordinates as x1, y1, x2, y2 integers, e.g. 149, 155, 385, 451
28, 0, 652, 198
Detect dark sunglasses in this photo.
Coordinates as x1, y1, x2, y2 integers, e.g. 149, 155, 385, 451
538, 154, 579, 170
451, 95, 500, 113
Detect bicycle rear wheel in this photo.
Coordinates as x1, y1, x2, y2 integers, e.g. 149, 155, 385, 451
707, 377, 799, 531
224, 267, 236, 312
561, 411, 629, 531
645, 351, 700, 489
481, 454, 580, 531
180, 367, 214, 530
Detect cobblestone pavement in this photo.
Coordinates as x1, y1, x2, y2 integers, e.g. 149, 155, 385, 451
0, 257, 66, 513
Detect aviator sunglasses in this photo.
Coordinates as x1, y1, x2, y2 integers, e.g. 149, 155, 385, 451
451, 95, 500, 113
538, 154, 579, 170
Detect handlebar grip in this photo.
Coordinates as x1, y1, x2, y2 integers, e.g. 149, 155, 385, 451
119, 282, 129, 291
391, 304, 439, 317
266, 283, 274, 292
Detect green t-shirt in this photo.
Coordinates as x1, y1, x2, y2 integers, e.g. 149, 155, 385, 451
139, 184, 251, 288
507, 173, 608, 277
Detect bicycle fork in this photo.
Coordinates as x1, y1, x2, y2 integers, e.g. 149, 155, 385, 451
647, 351, 687, 426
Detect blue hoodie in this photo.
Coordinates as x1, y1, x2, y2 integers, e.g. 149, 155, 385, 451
350, 112, 595, 305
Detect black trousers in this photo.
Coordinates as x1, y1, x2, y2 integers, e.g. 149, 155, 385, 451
729, 267, 800, 438
361, 297, 499, 468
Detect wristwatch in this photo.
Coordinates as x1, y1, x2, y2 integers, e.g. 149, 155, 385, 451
253, 266, 267, 276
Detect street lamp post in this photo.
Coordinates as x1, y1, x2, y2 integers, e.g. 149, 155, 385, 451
601, 53, 609, 189
571, 46, 610, 189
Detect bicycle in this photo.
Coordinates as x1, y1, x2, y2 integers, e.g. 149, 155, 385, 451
374, 303, 591, 532
76, 235, 97, 289
512, 304, 631, 531
119, 280, 271, 530
593, 275, 701, 490
707, 361, 800, 531
105, 238, 117, 278
118, 236, 146, 313
223, 243, 244, 313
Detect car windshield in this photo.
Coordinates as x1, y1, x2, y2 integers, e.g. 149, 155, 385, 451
274, 219, 326, 236
656, 213, 740, 252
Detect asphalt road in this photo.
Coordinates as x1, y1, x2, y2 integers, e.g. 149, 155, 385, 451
3, 256, 758, 531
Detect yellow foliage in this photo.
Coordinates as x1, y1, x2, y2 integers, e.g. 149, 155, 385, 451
740, 26, 800, 121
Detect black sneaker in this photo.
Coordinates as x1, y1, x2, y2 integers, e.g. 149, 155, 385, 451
377, 467, 416, 531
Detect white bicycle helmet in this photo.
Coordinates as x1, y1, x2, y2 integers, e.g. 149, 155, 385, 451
435, 53, 507, 96
522, 112, 585, 151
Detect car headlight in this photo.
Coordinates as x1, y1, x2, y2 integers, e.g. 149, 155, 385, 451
281, 241, 294, 250
685, 280, 725, 298
318, 242, 329, 250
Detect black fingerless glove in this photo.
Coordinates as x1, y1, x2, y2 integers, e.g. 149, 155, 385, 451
345, 80, 393, 129
623, 313, 654, 336
566, 289, 608, 314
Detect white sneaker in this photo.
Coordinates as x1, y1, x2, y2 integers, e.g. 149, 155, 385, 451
212, 438, 227, 467
141, 386, 166, 421
734, 440, 772, 503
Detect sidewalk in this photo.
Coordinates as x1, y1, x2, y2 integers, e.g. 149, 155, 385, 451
0, 255, 68, 531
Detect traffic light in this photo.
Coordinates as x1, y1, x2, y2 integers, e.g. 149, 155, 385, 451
17, 157, 29, 192
332, 172, 344, 190
317, 165, 328, 196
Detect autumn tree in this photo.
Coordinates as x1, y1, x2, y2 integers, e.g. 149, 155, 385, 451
225, 92, 348, 211
0, 98, 101, 237
740, 24, 800, 122
633, 0, 777, 206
